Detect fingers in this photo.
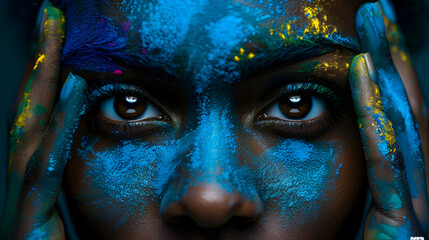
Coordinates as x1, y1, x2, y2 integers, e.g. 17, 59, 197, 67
21, 73, 87, 221
9, 6, 65, 174
380, 0, 429, 181
356, 2, 428, 227
349, 53, 424, 235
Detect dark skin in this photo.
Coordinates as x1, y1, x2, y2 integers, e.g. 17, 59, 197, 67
1, 0, 428, 239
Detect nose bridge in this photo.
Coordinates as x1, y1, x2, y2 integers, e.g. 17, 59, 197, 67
189, 104, 238, 179
160, 102, 263, 228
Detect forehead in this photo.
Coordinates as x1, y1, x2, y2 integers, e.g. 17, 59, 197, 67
62, 0, 365, 83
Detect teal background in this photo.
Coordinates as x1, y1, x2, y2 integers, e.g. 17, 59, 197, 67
0, 0, 428, 223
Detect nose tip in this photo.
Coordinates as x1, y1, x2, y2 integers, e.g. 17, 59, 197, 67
162, 184, 262, 229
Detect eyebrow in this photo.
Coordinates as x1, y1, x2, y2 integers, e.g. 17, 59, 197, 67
239, 37, 358, 79
62, 22, 358, 79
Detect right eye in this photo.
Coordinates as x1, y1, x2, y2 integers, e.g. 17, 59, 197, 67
99, 94, 162, 122
265, 94, 327, 121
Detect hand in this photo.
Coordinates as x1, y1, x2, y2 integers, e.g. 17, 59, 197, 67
0, 5, 87, 239
350, 1, 429, 238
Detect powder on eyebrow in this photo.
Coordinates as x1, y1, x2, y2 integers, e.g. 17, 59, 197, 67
61, 1, 133, 72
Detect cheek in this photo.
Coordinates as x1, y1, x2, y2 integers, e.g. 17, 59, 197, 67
65, 134, 180, 228
252, 123, 366, 230
256, 139, 341, 217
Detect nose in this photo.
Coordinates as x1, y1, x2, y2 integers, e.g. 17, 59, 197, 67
161, 183, 262, 229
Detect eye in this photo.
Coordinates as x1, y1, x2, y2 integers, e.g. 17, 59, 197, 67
265, 94, 327, 121
99, 94, 162, 121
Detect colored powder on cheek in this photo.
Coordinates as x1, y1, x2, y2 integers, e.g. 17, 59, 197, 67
77, 136, 180, 228
257, 139, 341, 225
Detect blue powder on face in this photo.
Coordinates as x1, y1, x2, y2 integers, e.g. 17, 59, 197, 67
255, 139, 341, 224
137, 0, 207, 66
77, 136, 182, 228
194, 15, 256, 92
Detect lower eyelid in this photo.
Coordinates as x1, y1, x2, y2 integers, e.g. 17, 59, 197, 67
91, 113, 172, 139
254, 114, 335, 139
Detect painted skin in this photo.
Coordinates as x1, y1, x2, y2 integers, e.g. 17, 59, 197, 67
0, 0, 428, 239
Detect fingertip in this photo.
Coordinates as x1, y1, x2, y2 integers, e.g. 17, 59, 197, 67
349, 53, 369, 94
42, 6, 65, 39
378, 0, 397, 23
60, 73, 87, 101
349, 53, 382, 118
355, 2, 385, 53
69, 73, 88, 91
33, 5, 65, 72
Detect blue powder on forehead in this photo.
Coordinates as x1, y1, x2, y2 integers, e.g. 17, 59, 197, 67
194, 15, 256, 92
139, 0, 206, 61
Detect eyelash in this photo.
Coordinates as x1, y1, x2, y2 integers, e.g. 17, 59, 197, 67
256, 82, 350, 138
87, 83, 170, 138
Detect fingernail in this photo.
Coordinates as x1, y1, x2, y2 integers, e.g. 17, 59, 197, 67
35, 0, 52, 32
60, 73, 77, 100
363, 53, 376, 81
349, 53, 368, 95
38, 8, 48, 38
379, 0, 397, 23
356, 3, 386, 51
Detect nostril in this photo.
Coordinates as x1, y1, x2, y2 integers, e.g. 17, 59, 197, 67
161, 184, 263, 229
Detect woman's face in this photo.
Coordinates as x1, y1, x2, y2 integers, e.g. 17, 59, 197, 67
62, 0, 368, 238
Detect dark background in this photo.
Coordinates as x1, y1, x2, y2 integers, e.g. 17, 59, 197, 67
0, 0, 428, 219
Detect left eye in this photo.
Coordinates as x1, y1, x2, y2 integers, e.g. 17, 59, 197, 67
99, 94, 162, 121
265, 95, 327, 121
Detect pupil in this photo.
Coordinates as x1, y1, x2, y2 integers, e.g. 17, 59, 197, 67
114, 95, 147, 120
279, 95, 312, 119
